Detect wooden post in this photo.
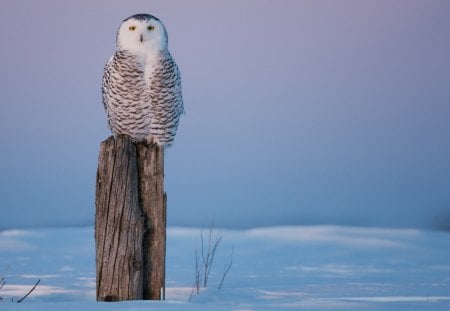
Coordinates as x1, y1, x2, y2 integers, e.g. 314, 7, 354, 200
95, 135, 166, 301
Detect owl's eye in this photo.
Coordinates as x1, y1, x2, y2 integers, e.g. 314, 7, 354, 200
129, 26, 136, 31
147, 25, 155, 31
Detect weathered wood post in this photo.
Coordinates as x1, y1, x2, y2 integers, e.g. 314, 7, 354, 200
95, 135, 166, 301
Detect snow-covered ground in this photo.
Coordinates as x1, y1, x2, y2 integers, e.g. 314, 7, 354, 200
1, 225, 450, 310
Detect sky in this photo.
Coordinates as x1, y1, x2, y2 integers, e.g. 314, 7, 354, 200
0, 0, 449, 230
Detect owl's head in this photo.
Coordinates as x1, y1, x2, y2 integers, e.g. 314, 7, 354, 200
116, 14, 168, 54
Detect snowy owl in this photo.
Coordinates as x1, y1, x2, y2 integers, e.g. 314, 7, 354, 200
102, 13, 184, 146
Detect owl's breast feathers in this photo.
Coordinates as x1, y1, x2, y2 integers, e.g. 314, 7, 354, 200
102, 50, 183, 146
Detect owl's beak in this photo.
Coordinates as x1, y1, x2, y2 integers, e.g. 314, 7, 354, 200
140, 34, 144, 43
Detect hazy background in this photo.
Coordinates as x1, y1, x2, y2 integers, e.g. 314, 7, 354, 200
1, 0, 449, 230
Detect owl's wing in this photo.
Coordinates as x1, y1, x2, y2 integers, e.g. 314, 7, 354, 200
101, 55, 116, 132
101, 56, 114, 112
171, 56, 185, 116
149, 52, 184, 112
146, 51, 184, 146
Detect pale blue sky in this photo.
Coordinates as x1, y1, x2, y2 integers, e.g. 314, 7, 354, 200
1, 0, 449, 230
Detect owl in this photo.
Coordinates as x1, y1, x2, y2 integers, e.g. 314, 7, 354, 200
102, 14, 184, 147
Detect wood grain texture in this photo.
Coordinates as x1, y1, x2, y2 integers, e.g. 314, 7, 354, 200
137, 143, 166, 300
95, 135, 166, 301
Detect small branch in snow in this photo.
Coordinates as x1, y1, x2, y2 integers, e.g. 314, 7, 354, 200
0, 276, 5, 291
189, 223, 234, 301
201, 224, 222, 287
218, 245, 234, 290
189, 246, 202, 302
17, 279, 41, 303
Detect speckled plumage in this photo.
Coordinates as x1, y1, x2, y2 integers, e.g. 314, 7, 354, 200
102, 14, 184, 146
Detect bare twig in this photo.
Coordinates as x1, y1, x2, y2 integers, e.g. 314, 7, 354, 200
190, 224, 233, 301
201, 224, 222, 287
195, 249, 201, 294
189, 246, 202, 302
0, 265, 10, 293
0, 276, 5, 291
218, 246, 234, 290
0, 273, 6, 301
17, 279, 41, 303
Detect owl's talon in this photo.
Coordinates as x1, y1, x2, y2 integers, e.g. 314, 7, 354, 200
144, 135, 159, 146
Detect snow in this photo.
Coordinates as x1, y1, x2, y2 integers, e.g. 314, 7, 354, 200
1, 226, 450, 310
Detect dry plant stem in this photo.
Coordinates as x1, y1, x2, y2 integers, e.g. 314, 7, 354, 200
0, 276, 4, 301
218, 246, 234, 290
201, 225, 222, 287
0, 276, 5, 291
189, 247, 202, 302
0, 265, 10, 296
189, 225, 233, 301
17, 279, 41, 303
195, 248, 201, 294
